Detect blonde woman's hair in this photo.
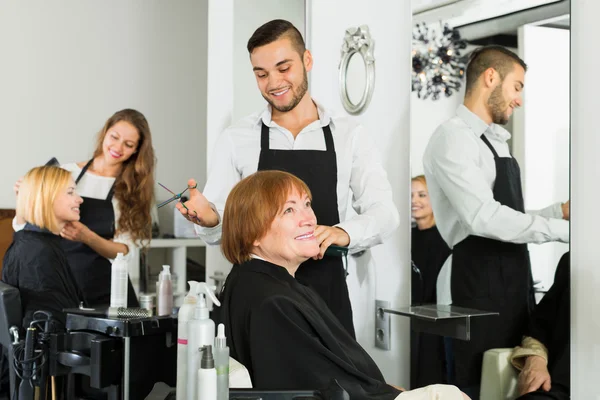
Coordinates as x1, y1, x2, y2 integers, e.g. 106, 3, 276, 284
411, 174, 427, 186
17, 166, 73, 232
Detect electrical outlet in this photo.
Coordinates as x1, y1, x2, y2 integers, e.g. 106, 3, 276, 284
375, 300, 391, 350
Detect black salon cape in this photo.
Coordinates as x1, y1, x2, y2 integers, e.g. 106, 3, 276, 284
221, 258, 401, 400
517, 252, 570, 399
410, 225, 450, 388
2, 229, 83, 328
411, 226, 450, 305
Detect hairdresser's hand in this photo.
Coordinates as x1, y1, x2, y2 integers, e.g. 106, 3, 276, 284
518, 355, 551, 395
61, 221, 93, 244
13, 177, 23, 196
313, 225, 350, 260
175, 179, 219, 227
561, 200, 570, 220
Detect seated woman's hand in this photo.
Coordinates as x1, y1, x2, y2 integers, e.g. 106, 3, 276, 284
518, 355, 551, 395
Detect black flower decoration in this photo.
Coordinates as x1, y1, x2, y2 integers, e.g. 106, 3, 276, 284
412, 22, 468, 100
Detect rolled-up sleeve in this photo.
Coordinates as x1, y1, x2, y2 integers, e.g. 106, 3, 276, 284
194, 131, 241, 245
336, 125, 400, 253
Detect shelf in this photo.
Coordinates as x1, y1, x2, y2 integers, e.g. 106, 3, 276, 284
149, 238, 206, 248
383, 304, 499, 341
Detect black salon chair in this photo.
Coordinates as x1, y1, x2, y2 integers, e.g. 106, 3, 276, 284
0, 280, 23, 398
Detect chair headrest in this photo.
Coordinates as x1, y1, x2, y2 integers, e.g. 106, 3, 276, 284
0, 281, 22, 348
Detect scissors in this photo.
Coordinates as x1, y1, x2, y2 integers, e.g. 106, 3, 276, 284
157, 182, 197, 208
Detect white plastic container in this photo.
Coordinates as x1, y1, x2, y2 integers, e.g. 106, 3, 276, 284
187, 295, 214, 400
214, 324, 229, 400
110, 253, 128, 308
156, 265, 173, 316
176, 281, 201, 400
197, 345, 217, 400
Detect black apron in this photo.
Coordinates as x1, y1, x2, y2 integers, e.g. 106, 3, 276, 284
61, 160, 139, 308
450, 134, 533, 387
257, 122, 355, 338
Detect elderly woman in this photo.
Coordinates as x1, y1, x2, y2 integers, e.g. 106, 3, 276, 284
2, 166, 84, 328
220, 170, 468, 400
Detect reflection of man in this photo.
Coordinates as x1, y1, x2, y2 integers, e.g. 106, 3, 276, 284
511, 252, 569, 400
423, 45, 569, 399
176, 19, 399, 338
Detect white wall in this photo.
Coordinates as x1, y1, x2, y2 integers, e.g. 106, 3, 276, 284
571, 0, 600, 397
308, 0, 412, 386
516, 25, 570, 290
0, 0, 208, 236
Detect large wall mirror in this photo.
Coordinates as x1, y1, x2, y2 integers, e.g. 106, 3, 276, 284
409, 0, 570, 392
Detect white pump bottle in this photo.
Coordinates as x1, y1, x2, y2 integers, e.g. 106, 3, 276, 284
186, 284, 220, 400
176, 281, 201, 400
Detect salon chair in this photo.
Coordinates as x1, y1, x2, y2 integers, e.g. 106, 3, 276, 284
0, 280, 23, 398
480, 348, 518, 400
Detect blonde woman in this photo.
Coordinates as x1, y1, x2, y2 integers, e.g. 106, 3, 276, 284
2, 166, 84, 328
14, 109, 156, 307
411, 175, 451, 388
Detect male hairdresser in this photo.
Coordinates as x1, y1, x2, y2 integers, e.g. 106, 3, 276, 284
176, 19, 399, 338
423, 45, 569, 399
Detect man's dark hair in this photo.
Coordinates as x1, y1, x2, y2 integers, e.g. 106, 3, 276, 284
247, 19, 306, 57
464, 45, 528, 95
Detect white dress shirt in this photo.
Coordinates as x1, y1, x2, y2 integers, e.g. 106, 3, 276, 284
13, 163, 136, 262
423, 105, 569, 304
195, 100, 400, 253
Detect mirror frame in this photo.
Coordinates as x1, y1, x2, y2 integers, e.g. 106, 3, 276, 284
338, 25, 376, 115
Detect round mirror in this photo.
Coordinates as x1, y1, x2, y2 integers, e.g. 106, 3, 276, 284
338, 25, 376, 115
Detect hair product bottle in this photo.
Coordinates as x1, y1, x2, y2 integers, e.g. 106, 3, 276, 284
197, 345, 217, 400
176, 281, 201, 400
156, 265, 173, 316
110, 253, 128, 308
214, 324, 229, 400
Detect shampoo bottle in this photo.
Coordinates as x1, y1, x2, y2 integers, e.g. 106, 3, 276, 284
176, 281, 201, 400
186, 295, 214, 400
156, 265, 173, 316
109, 253, 128, 308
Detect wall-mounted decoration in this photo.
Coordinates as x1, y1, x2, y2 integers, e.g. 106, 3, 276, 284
412, 22, 468, 100
338, 25, 375, 115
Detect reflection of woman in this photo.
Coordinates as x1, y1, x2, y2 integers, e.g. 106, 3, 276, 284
410, 175, 451, 388
14, 109, 155, 307
220, 171, 468, 400
3, 166, 84, 328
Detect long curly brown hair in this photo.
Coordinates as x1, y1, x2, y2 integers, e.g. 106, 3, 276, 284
92, 109, 156, 244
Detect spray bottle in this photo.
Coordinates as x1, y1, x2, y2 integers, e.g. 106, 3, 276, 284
187, 284, 220, 400
110, 253, 128, 308
214, 324, 229, 400
156, 265, 173, 316
198, 345, 217, 400
176, 281, 201, 400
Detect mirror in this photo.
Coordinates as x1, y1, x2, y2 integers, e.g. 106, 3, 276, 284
409, 0, 570, 391
345, 52, 368, 105
338, 25, 376, 115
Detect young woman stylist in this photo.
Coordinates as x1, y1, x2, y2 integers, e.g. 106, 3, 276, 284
14, 109, 156, 307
